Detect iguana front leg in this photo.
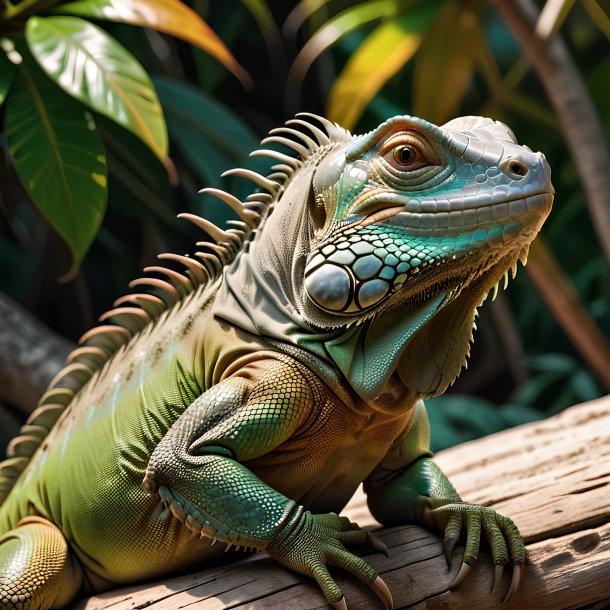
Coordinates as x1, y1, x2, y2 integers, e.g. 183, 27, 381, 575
142, 356, 391, 609
365, 401, 526, 602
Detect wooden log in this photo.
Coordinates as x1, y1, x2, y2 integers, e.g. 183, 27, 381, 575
73, 395, 610, 609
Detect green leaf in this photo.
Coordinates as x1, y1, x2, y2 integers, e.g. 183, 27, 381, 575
54, 0, 250, 86
412, 2, 481, 124
5, 60, 107, 263
582, 0, 610, 42
25, 15, 168, 161
153, 76, 259, 183
327, 4, 439, 130
240, 0, 282, 60
289, 0, 401, 87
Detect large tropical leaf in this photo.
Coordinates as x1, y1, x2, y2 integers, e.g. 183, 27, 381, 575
54, 0, 250, 86
25, 15, 168, 161
412, 2, 482, 124
327, 3, 439, 130
5, 60, 107, 263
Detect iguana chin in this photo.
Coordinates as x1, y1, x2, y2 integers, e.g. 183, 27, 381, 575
0, 113, 553, 610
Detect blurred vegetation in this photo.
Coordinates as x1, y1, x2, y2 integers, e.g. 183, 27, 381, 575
0, 0, 609, 453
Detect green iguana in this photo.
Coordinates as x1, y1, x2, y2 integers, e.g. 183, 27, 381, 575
0, 113, 553, 610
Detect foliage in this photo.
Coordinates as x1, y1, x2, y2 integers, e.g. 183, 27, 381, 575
1, 0, 609, 450
0, 0, 246, 263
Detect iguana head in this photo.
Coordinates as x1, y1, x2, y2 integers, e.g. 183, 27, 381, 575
303, 115, 552, 320
223, 114, 553, 400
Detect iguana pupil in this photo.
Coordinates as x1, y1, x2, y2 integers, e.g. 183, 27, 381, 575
394, 145, 415, 165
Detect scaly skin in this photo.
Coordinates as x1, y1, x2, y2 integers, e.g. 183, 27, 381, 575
0, 114, 553, 609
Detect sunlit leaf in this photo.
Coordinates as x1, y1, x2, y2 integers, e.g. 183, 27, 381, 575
412, 2, 481, 124
327, 3, 439, 130
284, 0, 329, 38
288, 0, 400, 105
25, 15, 168, 161
54, 0, 250, 86
5, 61, 107, 262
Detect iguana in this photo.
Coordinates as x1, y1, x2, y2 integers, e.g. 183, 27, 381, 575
0, 113, 553, 610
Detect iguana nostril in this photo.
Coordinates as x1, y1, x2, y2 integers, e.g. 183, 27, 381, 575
499, 157, 529, 180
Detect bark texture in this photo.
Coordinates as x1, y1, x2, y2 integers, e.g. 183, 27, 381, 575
74, 394, 610, 609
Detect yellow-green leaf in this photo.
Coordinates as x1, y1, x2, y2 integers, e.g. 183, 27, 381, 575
582, 0, 610, 42
54, 0, 250, 86
26, 15, 167, 161
327, 3, 439, 130
412, 2, 481, 125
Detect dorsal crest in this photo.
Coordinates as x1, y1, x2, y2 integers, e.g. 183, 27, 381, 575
0, 113, 351, 503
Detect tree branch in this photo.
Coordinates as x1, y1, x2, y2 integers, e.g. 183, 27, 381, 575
0, 291, 72, 415
493, 0, 610, 263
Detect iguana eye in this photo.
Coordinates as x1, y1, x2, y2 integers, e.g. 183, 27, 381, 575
393, 145, 416, 166
382, 139, 430, 172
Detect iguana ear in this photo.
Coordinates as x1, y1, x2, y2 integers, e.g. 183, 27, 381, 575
396, 285, 486, 396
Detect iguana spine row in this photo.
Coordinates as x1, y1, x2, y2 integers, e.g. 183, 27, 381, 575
0, 113, 344, 503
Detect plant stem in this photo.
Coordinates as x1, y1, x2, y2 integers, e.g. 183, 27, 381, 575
527, 238, 610, 392
494, 0, 610, 264
0, 0, 61, 24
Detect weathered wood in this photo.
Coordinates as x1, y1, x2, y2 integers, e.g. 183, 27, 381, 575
73, 395, 610, 609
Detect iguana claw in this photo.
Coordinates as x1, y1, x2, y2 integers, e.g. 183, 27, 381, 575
502, 564, 523, 604
329, 576, 393, 610
449, 562, 471, 589
331, 597, 347, 610
491, 564, 503, 595
268, 511, 391, 609
370, 575, 393, 610
369, 533, 390, 557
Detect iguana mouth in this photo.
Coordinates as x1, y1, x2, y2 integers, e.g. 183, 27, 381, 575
352, 190, 554, 235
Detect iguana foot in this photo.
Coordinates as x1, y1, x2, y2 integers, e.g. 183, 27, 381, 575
427, 502, 526, 602
268, 508, 392, 609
